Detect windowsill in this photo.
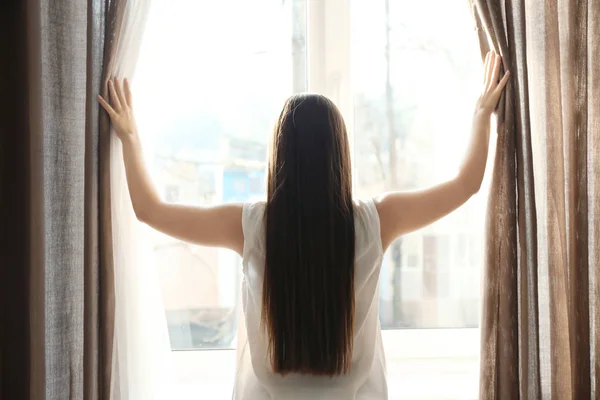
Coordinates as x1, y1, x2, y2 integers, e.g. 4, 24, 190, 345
166, 328, 480, 399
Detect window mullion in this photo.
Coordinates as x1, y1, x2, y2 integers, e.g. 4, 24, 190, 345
307, 0, 355, 165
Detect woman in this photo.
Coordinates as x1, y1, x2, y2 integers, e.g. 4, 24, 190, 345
98, 51, 509, 399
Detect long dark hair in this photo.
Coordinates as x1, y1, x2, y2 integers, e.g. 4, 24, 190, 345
263, 94, 355, 376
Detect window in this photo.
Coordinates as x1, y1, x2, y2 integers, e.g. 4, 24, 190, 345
134, 0, 484, 398
402, 234, 420, 268
455, 233, 469, 267
164, 185, 180, 202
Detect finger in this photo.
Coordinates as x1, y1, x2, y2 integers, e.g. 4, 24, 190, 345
108, 80, 122, 110
97, 95, 116, 116
124, 78, 133, 107
494, 70, 511, 95
485, 51, 497, 90
490, 54, 502, 89
114, 78, 128, 109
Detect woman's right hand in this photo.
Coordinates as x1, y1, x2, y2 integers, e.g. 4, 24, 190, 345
98, 78, 138, 141
476, 51, 510, 114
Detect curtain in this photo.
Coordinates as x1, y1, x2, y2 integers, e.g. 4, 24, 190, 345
102, 0, 173, 398
0, 0, 114, 399
473, 0, 600, 399
1, 0, 170, 398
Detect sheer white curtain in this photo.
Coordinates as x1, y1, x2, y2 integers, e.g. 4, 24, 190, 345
109, 0, 173, 399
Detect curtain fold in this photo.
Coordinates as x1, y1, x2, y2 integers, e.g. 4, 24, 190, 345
473, 1, 523, 397
590, 2, 600, 395
0, 1, 33, 398
86, 0, 111, 398
474, 0, 599, 398
98, 0, 128, 396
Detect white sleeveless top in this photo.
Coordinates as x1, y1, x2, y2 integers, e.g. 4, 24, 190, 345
233, 199, 388, 400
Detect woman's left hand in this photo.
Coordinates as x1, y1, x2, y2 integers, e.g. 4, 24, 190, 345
98, 78, 138, 141
476, 51, 510, 114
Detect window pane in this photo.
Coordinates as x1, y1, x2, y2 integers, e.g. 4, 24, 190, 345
134, 0, 307, 350
352, 0, 486, 329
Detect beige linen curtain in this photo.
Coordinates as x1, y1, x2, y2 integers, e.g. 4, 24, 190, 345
0, 0, 128, 398
473, 0, 599, 399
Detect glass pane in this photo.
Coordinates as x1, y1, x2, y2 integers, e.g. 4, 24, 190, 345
134, 0, 307, 350
352, 0, 486, 329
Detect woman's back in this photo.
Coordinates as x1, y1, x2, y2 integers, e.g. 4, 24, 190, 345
235, 199, 387, 400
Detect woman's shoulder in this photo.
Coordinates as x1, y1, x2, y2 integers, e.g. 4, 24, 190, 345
240, 198, 379, 229
353, 197, 383, 255
243, 199, 266, 212
241, 200, 266, 226
241, 199, 377, 222
353, 197, 379, 222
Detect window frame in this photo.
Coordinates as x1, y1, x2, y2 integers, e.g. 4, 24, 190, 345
169, 0, 480, 354
145, 0, 482, 396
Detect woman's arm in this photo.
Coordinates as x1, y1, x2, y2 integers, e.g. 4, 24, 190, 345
375, 51, 510, 251
98, 78, 244, 255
